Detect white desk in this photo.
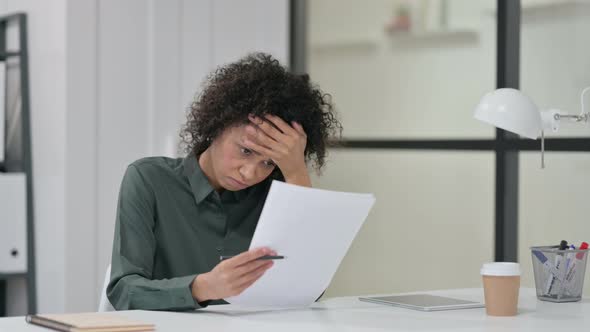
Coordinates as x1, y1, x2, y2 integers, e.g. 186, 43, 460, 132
1, 288, 588, 331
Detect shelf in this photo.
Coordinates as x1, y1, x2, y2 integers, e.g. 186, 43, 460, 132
309, 29, 478, 53
523, 0, 590, 19
310, 38, 378, 53
0, 13, 35, 316
486, 0, 590, 18
523, 0, 589, 11
388, 29, 478, 46
0, 51, 21, 59
0, 272, 27, 280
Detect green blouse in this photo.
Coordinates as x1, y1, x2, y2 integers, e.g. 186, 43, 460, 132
107, 155, 271, 310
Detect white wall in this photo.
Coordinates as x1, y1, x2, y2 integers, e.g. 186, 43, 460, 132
64, 0, 98, 313
3, 0, 288, 315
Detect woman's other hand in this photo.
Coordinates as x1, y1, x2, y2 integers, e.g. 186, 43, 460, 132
244, 114, 311, 187
191, 247, 276, 301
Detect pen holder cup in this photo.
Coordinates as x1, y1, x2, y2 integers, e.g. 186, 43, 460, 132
531, 246, 589, 302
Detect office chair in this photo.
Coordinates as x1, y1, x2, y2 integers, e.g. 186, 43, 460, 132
98, 264, 115, 312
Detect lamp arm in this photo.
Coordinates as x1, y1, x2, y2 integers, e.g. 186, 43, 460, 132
537, 87, 590, 169
579, 86, 590, 120
547, 87, 590, 124
555, 114, 588, 121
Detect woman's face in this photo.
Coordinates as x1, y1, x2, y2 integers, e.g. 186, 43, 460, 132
204, 125, 277, 191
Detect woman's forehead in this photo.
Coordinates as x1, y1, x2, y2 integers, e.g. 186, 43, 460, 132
217, 125, 250, 146
223, 124, 248, 138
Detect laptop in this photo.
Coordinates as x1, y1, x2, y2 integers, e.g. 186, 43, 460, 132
359, 294, 485, 312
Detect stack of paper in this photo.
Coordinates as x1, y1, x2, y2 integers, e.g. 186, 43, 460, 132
226, 181, 375, 307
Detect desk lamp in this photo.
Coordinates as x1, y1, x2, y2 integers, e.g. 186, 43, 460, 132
474, 87, 590, 168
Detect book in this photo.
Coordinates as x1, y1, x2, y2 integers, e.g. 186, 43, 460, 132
0, 61, 5, 165
25, 312, 155, 332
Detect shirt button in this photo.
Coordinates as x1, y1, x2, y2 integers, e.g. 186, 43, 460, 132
216, 246, 223, 252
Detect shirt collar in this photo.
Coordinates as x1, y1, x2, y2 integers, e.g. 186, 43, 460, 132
183, 154, 252, 205
183, 154, 215, 205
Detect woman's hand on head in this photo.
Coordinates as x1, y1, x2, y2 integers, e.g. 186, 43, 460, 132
244, 114, 312, 187
191, 247, 276, 302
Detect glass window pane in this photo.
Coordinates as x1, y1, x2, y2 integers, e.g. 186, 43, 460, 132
521, 1, 590, 137
313, 150, 494, 297
308, 0, 497, 139
519, 152, 590, 297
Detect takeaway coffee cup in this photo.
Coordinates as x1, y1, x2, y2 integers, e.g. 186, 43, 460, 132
480, 262, 521, 316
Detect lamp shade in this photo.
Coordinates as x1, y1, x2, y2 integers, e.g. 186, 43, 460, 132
474, 88, 542, 139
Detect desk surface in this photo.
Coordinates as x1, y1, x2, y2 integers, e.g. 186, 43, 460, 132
1, 288, 588, 331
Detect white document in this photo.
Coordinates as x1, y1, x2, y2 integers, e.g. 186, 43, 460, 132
0, 172, 27, 273
226, 181, 375, 307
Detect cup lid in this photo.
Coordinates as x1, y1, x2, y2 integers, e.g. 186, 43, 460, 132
480, 262, 521, 276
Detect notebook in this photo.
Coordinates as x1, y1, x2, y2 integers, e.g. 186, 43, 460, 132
25, 312, 155, 332
359, 294, 485, 311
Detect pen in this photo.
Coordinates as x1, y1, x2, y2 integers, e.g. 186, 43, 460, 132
559, 240, 569, 250
565, 244, 576, 271
563, 242, 588, 293
564, 244, 576, 274
544, 241, 568, 295
219, 255, 285, 261
532, 250, 563, 282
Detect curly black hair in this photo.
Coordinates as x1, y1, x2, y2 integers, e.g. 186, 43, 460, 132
180, 52, 342, 174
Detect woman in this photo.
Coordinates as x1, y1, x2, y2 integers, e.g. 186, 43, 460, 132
107, 53, 342, 311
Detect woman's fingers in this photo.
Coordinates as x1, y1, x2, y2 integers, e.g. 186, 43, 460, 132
245, 126, 288, 154
243, 137, 282, 159
248, 115, 285, 142
234, 261, 273, 293
205, 248, 277, 300
244, 115, 308, 181
248, 114, 300, 139
226, 247, 271, 267
234, 259, 274, 278
235, 271, 265, 295
264, 114, 299, 137
246, 115, 306, 155
291, 121, 307, 137
239, 260, 273, 281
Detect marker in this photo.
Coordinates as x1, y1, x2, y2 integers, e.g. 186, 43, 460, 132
560, 244, 578, 295
545, 241, 568, 295
564, 245, 576, 273
532, 250, 563, 282
219, 255, 285, 261
563, 242, 589, 294
576, 242, 588, 260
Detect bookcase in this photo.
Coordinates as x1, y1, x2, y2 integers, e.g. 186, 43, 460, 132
0, 12, 36, 316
